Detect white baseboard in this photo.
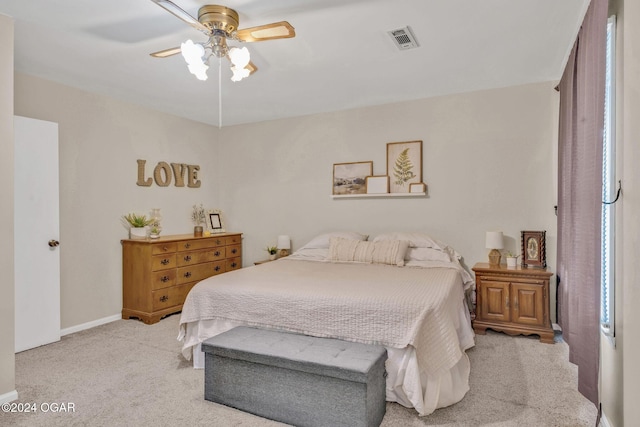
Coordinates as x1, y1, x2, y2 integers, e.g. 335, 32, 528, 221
0, 390, 18, 404
600, 411, 613, 427
60, 314, 121, 336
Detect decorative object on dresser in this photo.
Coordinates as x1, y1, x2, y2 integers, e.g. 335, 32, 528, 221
485, 231, 504, 266
149, 208, 162, 238
504, 251, 519, 268
521, 230, 546, 268
122, 232, 242, 324
191, 204, 206, 237
122, 212, 153, 239
472, 262, 554, 344
276, 235, 291, 258
207, 209, 226, 233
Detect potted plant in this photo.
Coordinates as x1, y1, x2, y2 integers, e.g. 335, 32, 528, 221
266, 245, 278, 261
122, 213, 153, 239
191, 204, 206, 237
504, 250, 519, 268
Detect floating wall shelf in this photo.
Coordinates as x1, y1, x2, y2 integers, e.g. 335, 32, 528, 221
331, 192, 427, 199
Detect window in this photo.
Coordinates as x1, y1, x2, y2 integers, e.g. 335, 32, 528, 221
600, 15, 616, 338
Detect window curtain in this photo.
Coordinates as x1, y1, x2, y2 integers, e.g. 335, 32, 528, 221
557, 0, 607, 407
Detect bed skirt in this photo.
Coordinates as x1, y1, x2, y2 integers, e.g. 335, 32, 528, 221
179, 313, 473, 416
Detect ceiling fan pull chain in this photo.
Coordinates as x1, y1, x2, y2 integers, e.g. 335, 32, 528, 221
218, 57, 222, 129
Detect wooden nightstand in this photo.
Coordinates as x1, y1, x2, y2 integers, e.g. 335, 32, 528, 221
472, 262, 554, 344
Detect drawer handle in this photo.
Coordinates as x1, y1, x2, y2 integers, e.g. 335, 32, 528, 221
214, 265, 221, 272
161, 259, 170, 265
184, 272, 192, 278
184, 255, 192, 262
214, 251, 221, 257
231, 248, 237, 254
159, 295, 168, 302
216, 239, 222, 245
160, 276, 169, 283
231, 262, 237, 268
162, 246, 169, 252
184, 243, 191, 249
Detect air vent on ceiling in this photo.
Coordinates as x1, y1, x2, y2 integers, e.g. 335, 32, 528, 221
387, 26, 419, 50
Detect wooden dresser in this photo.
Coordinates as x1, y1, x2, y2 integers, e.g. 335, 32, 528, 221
472, 262, 554, 344
122, 232, 242, 324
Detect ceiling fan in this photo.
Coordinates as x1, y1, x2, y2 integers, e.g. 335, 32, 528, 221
150, 0, 296, 81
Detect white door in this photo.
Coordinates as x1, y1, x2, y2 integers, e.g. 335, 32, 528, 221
14, 116, 61, 353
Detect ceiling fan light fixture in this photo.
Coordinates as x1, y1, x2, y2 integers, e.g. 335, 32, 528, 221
230, 65, 250, 82
181, 40, 209, 80
228, 47, 250, 68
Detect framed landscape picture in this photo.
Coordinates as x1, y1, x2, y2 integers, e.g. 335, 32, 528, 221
332, 161, 373, 195
387, 140, 422, 193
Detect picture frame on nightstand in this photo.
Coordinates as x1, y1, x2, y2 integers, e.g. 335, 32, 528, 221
521, 230, 546, 268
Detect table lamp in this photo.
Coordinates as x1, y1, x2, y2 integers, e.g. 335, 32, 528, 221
485, 231, 504, 265
277, 235, 291, 258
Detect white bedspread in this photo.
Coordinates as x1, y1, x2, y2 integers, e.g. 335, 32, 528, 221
178, 258, 475, 415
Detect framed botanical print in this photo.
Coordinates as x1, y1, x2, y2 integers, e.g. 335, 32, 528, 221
521, 230, 546, 268
387, 140, 422, 193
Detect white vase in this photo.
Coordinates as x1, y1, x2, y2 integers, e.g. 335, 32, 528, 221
506, 257, 518, 268
129, 227, 147, 240
268, 253, 277, 260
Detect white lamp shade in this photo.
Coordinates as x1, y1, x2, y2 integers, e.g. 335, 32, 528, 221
277, 235, 291, 250
485, 231, 504, 249
228, 47, 250, 68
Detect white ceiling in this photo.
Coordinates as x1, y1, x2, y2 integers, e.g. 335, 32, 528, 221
1, 0, 589, 127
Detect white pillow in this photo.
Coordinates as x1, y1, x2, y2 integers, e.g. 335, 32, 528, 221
373, 232, 446, 250
405, 247, 451, 263
328, 237, 408, 266
300, 231, 369, 249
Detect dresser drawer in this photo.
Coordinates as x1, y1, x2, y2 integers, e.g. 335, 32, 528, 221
151, 269, 177, 291
151, 283, 195, 311
151, 254, 176, 271
176, 238, 224, 252
176, 248, 225, 267
151, 242, 177, 255
176, 262, 216, 285
226, 234, 242, 245
226, 257, 241, 272
227, 244, 242, 259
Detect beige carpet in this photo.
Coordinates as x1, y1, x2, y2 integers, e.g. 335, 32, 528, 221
3, 314, 597, 426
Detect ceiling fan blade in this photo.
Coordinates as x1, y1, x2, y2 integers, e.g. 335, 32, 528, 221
235, 21, 295, 42
247, 61, 258, 76
150, 0, 210, 34
150, 46, 182, 58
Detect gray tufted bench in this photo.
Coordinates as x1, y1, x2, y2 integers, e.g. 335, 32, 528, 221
202, 326, 388, 427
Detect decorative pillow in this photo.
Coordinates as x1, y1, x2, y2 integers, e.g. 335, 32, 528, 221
300, 231, 369, 249
328, 237, 409, 266
405, 247, 451, 263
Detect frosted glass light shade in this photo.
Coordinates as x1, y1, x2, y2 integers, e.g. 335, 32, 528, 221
485, 231, 504, 249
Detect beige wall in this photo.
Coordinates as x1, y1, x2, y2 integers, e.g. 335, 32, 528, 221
219, 81, 559, 287
0, 13, 15, 401
14, 74, 220, 329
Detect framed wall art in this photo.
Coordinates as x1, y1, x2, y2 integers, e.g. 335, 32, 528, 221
332, 161, 373, 195
521, 230, 546, 268
387, 140, 422, 193
208, 209, 226, 233
409, 182, 426, 193
365, 176, 390, 194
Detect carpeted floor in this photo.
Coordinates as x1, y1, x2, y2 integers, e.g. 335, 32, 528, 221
2, 314, 597, 426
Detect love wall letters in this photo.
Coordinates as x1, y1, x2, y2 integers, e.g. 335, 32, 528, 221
136, 159, 201, 188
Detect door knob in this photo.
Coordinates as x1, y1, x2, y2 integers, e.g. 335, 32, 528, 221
48, 240, 60, 247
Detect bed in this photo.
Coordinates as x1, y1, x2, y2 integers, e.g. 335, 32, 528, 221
178, 231, 476, 416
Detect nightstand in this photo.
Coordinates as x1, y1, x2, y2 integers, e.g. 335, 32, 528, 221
472, 262, 554, 344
